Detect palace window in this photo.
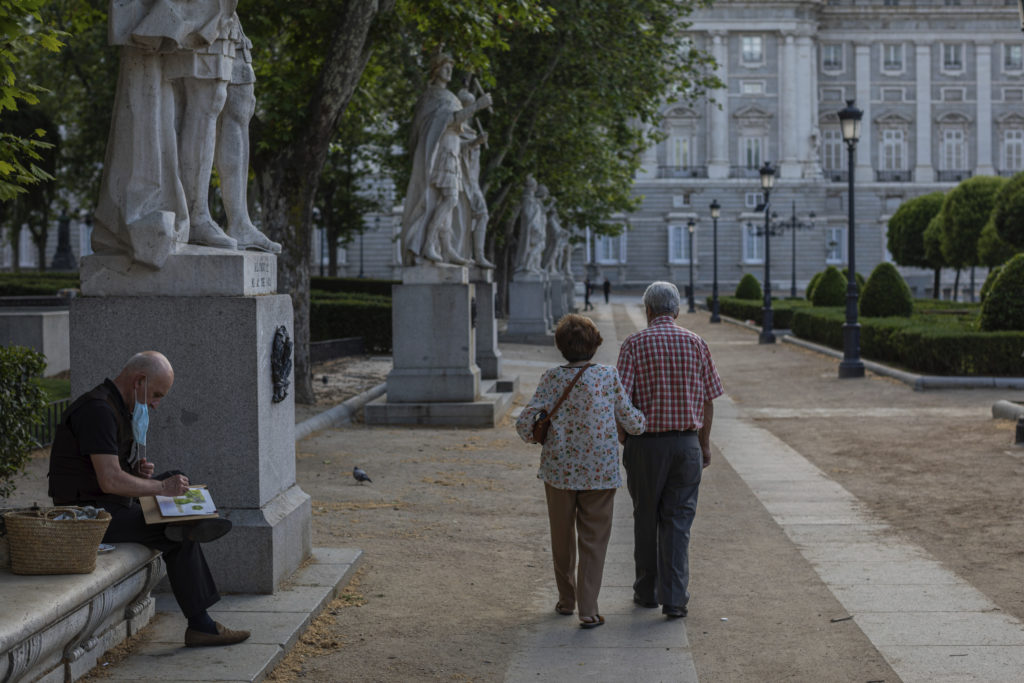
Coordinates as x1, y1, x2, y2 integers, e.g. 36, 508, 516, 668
1003, 129, 1024, 172
742, 223, 763, 263
740, 136, 764, 170
1005, 44, 1023, 72
825, 227, 845, 265
741, 36, 764, 64
822, 44, 843, 71
668, 135, 694, 168
667, 224, 694, 264
939, 129, 967, 171
593, 233, 627, 264
880, 129, 906, 171
882, 44, 904, 72
942, 43, 964, 72
822, 129, 845, 171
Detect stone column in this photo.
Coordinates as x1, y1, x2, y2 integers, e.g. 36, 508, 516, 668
797, 35, 821, 178
915, 43, 934, 182
470, 267, 501, 380
73, 248, 310, 594
708, 31, 730, 179
855, 44, 873, 183
976, 43, 995, 175
779, 33, 800, 178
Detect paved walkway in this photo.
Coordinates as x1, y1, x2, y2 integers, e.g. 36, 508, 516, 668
501, 296, 1024, 683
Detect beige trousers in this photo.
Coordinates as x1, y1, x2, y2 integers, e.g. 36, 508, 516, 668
544, 483, 616, 618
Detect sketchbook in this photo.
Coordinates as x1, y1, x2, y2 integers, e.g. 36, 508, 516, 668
140, 486, 219, 525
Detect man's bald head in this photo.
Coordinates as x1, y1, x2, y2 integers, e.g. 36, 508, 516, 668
115, 351, 174, 409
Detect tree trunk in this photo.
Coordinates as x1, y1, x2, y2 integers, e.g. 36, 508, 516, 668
932, 267, 941, 299
952, 268, 961, 302
251, 0, 394, 404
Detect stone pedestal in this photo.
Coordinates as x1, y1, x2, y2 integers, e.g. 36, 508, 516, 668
564, 276, 576, 313
503, 274, 554, 344
549, 274, 567, 323
365, 265, 516, 426
470, 268, 502, 380
71, 252, 310, 594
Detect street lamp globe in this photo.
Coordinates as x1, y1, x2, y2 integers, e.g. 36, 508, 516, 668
759, 161, 776, 191
838, 99, 863, 144
709, 200, 720, 220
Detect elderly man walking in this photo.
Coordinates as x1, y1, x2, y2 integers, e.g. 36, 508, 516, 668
616, 281, 724, 618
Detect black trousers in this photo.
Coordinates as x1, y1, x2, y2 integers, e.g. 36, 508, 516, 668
100, 501, 220, 619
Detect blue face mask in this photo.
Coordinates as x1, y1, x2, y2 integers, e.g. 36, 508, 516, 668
132, 378, 149, 446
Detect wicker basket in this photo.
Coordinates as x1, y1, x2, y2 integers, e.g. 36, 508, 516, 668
3, 507, 111, 575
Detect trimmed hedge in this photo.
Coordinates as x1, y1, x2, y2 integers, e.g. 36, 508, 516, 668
860, 262, 913, 318
718, 297, 810, 329
790, 307, 1024, 376
806, 271, 823, 301
735, 273, 762, 300
980, 253, 1024, 331
310, 296, 392, 353
812, 266, 846, 306
0, 272, 81, 296
310, 276, 397, 298
979, 265, 1003, 304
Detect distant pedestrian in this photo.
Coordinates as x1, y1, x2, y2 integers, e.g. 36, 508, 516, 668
583, 278, 594, 311
616, 282, 724, 619
602, 278, 611, 304
516, 314, 645, 629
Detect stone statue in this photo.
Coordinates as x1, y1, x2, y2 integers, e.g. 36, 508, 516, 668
454, 88, 495, 269
560, 225, 574, 277
93, 0, 280, 269
513, 176, 547, 275
401, 53, 492, 267
541, 191, 569, 274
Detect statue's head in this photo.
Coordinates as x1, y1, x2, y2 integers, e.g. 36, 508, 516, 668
429, 52, 455, 83
536, 184, 550, 199
457, 88, 475, 108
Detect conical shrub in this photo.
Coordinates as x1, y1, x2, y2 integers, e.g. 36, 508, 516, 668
979, 264, 1003, 304
735, 273, 762, 300
980, 253, 1024, 331
806, 271, 823, 301
859, 262, 913, 317
811, 266, 846, 306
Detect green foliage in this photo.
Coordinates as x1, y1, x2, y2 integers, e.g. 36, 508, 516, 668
0, 271, 79, 295
718, 297, 810, 329
923, 213, 945, 268
33, 376, 69, 401
790, 307, 1024, 376
841, 268, 866, 291
859, 262, 913, 318
310, 295, 393, 353
887, 191, 945, 269
310, 276, 397, 298
811, 266, 846, 306
980, 253, 1024, 331
977, 219, 1018, 267
979, 265, 1002, 304
805, 271, 823, 301
734, 273, 762, 300
0, 345, 47, 498
939, 175, 1007, 270
0, 0, 65, 201
988, 170, 1024, 250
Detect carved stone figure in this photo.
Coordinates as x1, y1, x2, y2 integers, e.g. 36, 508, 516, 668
541, 191, 569, 274
454, 89, 495, 268
401, 54, 492, 267
93, 0, 280, 269
513, 176, 547, 275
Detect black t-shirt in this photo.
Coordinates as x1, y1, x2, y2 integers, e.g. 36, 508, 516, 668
68, 395, 121, 456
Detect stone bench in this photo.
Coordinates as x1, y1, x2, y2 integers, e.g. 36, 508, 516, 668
0, 544, 163, 683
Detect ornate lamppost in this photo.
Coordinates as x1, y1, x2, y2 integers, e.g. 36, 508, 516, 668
758, 161, 776, 344
686, 218, 696, 313
779, 201, 815, 299
709, 199, 721, 323
837, 99, 865, 378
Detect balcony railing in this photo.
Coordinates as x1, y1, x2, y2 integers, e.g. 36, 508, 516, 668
825, 170, 848, 183
729, 166, 762, 179
875, 170, 913, 182
936, 170, 972, 182
657, 165, 708, 179
997, 169, 1023, 178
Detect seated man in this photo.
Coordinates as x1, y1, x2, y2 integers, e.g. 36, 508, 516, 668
47, 351, 249, 647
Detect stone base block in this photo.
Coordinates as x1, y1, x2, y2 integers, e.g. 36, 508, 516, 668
364, 379, 517, 427
80, 245, 277, 296
506, 280, 550, 337
499, 331, 556, 346
385, 367, 480, 403
0, 308, 69, 375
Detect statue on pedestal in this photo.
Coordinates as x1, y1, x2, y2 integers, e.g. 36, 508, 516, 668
454, 88, 495, 269
93, 0, 281, 269
541, 192, 569, 275
401, 53, 492, 267
513, 176, 547, 276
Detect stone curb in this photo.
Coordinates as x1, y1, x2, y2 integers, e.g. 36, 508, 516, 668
992, 399, 1024, 421
294, 382, 387, 441
717, 313, 1024, 391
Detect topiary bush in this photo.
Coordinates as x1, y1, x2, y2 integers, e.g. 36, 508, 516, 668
806, 271, 823, 301
979, 265, 1003, 304
735, 273, 762, 300
841, 268, 866, 291
0, 346, 48, 498
860, 262, 913, 318
811, 266, 846, 306
980, 253, 1024, 331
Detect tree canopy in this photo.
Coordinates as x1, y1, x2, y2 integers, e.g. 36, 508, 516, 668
987, 170, 1024, 252
887, 191, 944, 270
938, 175, 1005, 270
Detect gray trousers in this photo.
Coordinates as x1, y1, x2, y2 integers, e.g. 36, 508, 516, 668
623, 431, 703, 608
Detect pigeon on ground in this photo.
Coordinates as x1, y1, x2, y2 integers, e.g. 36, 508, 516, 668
353, 466, 372, 484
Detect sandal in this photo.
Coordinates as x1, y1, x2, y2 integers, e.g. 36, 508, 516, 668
579, 615, 605, 629
555, 603, 574, 616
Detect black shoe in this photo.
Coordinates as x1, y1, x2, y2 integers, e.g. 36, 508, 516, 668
633, 596, 659, 609
662, 605, 687, 618
165, 518, 232, 543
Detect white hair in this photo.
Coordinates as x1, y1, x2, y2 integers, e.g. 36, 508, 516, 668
643, 281, 680, 317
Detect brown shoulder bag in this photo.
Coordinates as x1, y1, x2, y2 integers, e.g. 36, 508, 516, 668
531, 364, 591, 445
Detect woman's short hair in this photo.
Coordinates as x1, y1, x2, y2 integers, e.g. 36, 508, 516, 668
554, 314, 603, 362
643, 281, 680, 317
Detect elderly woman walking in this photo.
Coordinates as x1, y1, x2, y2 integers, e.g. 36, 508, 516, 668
516, 314, 645, 628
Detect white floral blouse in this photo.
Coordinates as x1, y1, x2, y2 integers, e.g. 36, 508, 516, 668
516, 363, 646, 490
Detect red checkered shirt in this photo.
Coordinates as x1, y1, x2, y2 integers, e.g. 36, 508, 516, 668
616, 315, 724, 432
